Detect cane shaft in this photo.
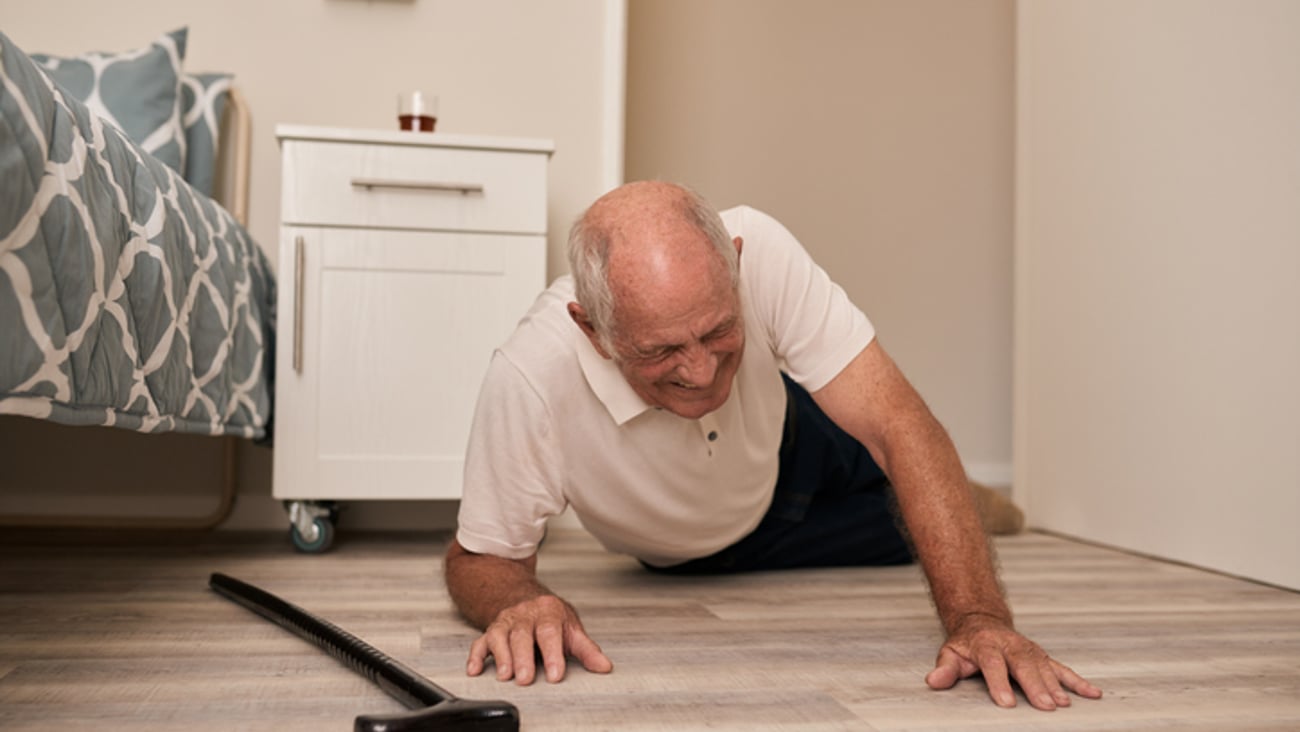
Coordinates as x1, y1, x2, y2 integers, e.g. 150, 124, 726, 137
209, 572, 453, 709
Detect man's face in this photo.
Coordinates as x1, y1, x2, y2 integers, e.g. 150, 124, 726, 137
605, 275, 745, 420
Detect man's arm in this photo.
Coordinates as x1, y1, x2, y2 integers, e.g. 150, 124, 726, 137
812, 339, 1101, 710
444, 538, 613, 685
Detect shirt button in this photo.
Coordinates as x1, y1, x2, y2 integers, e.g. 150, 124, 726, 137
707, 431, 718, 441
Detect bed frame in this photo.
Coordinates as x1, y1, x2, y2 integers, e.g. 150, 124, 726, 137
218, 86, 252, 228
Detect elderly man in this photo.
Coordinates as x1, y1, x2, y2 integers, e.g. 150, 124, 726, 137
445, 181, 1101, 711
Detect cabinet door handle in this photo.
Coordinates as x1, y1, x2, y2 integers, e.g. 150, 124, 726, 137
350, 178, 485, 195
293, 236, 305, 374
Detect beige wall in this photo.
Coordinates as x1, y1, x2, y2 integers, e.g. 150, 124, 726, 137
1, 0, 616, 278
625, 0, 1016, 483
1015, 0, 1300, 589
0, 0, 620, 530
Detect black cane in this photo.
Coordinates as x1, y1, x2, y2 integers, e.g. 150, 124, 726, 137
209, 572, 519, 731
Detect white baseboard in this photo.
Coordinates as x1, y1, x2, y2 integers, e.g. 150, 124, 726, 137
220, 494, 461, 531
0, 494, 224, 520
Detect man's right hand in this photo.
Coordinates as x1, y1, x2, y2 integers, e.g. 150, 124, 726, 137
467, 594, 613, 684
445, 538, 613, 685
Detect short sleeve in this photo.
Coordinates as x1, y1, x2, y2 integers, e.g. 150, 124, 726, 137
455, 352, 569, 559
729, 206, 874, 392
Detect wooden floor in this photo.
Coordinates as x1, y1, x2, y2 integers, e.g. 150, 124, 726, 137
1, 526, 1298, 731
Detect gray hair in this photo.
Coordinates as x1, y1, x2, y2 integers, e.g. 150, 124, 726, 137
567, 186, 738, 352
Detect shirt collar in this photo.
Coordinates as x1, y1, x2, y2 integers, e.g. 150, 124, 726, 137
573, 324, 656, 425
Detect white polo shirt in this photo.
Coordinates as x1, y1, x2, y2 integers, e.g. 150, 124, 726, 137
455, 206, 874, 567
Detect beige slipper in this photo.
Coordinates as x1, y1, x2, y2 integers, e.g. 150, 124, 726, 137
969, 481, 1025, 535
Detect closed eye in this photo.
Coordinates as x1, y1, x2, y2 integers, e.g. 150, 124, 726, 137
636, 345, 679, 362
702, 319, 738, 342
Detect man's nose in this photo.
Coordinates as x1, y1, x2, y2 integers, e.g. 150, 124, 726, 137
676, 344, 719, 386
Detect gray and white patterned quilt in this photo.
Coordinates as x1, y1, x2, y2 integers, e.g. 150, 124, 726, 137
0, 32, 275, 439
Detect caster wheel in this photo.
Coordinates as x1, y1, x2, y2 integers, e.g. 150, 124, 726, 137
290, 515, 335, 553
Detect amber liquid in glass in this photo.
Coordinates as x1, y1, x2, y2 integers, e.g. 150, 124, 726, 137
399, 114, 437, 132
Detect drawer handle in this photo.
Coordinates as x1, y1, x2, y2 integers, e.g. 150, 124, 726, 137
350, 178, 485, 195
293, 236, 305, 374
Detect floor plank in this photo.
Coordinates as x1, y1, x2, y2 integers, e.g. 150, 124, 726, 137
1, 528, 1297, 730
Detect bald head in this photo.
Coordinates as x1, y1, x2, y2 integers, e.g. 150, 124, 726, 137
567, 182, 739, 345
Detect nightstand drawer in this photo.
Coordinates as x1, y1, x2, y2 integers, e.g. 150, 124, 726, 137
280, 139, 549, 233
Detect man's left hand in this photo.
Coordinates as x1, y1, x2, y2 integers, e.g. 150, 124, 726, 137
924, 615, 1103, 710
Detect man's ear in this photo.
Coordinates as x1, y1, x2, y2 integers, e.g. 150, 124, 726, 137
733, 236, 744, 259
567, 302, 613, 360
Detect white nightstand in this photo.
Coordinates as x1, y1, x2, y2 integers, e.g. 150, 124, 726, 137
272, 125, 553, 550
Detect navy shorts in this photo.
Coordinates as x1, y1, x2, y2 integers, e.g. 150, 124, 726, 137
645, 373, 914, 574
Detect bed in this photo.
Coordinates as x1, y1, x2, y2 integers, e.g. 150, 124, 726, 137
0, 29, 275, 526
